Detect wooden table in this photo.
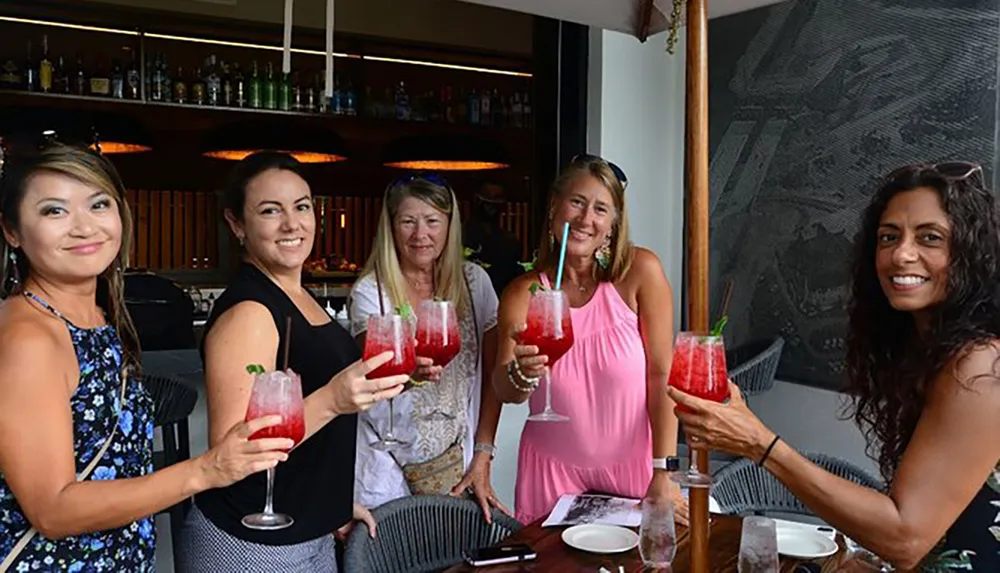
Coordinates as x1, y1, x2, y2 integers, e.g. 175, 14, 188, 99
444, 515, 849, 572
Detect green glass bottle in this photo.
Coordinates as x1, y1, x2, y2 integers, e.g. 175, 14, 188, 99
263, 62, 277, 110
248, 60, 261, 109
278, 71, 291, 111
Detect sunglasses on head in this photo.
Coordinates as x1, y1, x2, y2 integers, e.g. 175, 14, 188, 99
387, 171, 453, 192
886, 160, 984, 186
931, 160, 983, 182
571, 154, 628, 189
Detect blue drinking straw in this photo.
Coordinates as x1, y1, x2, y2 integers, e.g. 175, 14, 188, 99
554, 222, 570, 290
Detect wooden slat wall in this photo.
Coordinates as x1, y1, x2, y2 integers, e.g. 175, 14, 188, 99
125, 189, 219, 270
123, 192, 529, 272
307, 196, 531, 265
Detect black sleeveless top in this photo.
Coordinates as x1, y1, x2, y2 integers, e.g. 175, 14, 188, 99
194, 263, 359, 545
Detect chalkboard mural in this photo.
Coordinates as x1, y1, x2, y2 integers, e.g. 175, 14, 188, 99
706, 0, 998, 389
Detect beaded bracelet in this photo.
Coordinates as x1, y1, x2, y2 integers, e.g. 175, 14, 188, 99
507, 361, 539, 393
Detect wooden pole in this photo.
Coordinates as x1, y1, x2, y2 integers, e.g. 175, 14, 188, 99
684, 0, 711, 570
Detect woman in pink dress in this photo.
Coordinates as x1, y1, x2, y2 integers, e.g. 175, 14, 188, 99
492, 155, 689, 525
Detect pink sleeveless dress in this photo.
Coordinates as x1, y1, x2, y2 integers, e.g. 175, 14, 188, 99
514, 273, 652, 524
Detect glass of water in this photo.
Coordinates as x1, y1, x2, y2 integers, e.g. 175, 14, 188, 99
739, 516, 779, 573
639, 497, 676, 569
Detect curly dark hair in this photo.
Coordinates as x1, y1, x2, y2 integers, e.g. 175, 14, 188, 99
845, 162, 1000, 482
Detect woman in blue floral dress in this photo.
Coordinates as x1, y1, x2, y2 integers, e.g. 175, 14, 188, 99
670, 162, 1000, 571
0, 144, 293, 571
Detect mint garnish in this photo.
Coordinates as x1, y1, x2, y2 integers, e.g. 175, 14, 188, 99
519, 251, 538, 272
709, 316, 728, 337
529, 282, 548, 296
245, 364, 265, 375
396, 302, 413, 320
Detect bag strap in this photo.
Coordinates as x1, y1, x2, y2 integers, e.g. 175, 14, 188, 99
1, 367, 130, 572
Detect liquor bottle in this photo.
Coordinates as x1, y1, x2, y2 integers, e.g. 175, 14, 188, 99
511, 93, 523, 128
191, 64, 206, 105
39, 35, 52, 93
73, 54, 86, 95
233, 63, 246, 108
159, 55, 173, 102
110, 59, 124, 99
394, 81, 410, 121
221, 61, 233, 107
150, 54, 164, 102
278, 71, 290, 111
53, 56, 69, 94
24, 40, 38, 92
206, 55, 220, 106
468, 89, 480, 124
0, 57, 20, 90
291, 71, 302, 111
263, 62, 276, 110
480, 88, 492, 126
89, 56, 110, 97
173, 66, 187, 104
344, 78, 357, 116
126, 54, 140, 100
248, 61, 261, 109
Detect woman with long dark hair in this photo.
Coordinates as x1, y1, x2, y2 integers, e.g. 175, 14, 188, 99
0, 144, 289, 571
670, 162, 1000, 570
177, 152, 408, 572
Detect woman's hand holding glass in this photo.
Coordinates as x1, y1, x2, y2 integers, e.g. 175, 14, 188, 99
508, 323, 549, 383
326, 351, 410, 415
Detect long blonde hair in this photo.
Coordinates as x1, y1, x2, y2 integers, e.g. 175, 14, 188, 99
360, 175, 470, 315
537, 156, 634, 283
0, 143, 141, 373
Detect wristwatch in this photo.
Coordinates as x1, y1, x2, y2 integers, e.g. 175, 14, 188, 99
652, 456, 680, 471
474, 442, 497, 460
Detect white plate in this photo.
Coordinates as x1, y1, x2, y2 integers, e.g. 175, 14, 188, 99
776, 527, 839, 558
561, 524, 639, 554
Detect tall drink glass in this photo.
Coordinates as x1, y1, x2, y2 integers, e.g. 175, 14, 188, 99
519, 288, 574, 422
415, 300, 461, 421
669, 332, 728, 487
241, 369, 305, 530
364, 313, 417, 450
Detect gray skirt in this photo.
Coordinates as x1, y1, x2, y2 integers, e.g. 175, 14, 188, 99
175, 503, 338, 573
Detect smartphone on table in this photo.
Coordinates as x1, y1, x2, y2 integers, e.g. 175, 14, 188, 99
463, 543, 537, 567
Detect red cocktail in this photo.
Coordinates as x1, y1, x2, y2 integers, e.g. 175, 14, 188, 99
364, 313, 416, 450
520, 313, 574, 365
415, 300, 461, 369
364, 314, 417, 379
668, 331, 728, 488
242, 369, 305, 530
521, 288, 574, 422
669, 333, 728, 413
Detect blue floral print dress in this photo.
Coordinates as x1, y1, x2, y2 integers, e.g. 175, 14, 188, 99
0, 292, 155, 571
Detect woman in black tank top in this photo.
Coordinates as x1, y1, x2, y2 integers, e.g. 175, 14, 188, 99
176, 153, 408, 573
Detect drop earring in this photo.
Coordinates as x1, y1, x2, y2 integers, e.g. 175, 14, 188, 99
8, 250, 20, 286
595, 236, 612, 270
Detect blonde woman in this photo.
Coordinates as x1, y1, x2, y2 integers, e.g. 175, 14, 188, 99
350, 173, 507, 521
494, 155, 688, 526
